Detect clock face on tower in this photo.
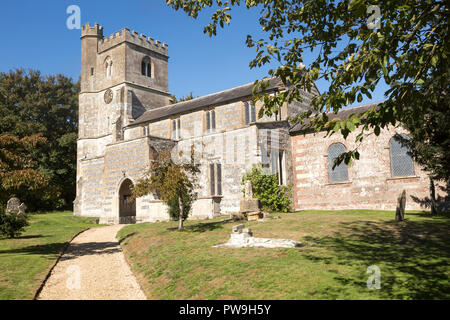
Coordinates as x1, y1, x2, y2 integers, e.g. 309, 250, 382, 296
104, 89, 113, 104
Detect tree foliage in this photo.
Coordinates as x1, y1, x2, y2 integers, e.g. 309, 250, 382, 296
242, 166, 292, 213
0, 134, 55, 208
0, 208, 29, 239
396, 99, 450, 213
132, 150, 200, 230
0, 69, 79, 210
398, 100, 450, 183
166, 0, 449, 172
170, 92, 197, 104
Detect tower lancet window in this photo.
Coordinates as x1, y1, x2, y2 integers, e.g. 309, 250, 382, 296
141, 56, 152, 78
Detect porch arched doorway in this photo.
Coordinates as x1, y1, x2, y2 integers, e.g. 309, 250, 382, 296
118, 179, 136, 224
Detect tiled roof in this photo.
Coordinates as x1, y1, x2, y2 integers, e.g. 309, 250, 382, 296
128, 78, 285, 127
289, 102, 382, 134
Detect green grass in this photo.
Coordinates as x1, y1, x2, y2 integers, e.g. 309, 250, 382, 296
0, 211, 100, 300
117, 210, 450, 300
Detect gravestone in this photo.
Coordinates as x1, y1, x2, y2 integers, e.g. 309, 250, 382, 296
239, 180, 263, 221
395, 190, 406, 221
6, 197, 27, 216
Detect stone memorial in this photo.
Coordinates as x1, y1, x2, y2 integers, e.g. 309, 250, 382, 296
6, 197, 27, 216
213, 224, 302, 249
239, 180, 263, 221
395, 190, 406, 221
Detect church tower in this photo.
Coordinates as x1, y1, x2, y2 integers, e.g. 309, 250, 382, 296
75, 23, 171, 215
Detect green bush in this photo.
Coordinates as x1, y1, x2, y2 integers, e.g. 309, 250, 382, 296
167, 192, 193, 221
0, 209, 29, 238
242, 166, 292, 213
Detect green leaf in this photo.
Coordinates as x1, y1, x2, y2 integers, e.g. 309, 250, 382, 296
374, 126, 380, 136
346, 120, 355, 132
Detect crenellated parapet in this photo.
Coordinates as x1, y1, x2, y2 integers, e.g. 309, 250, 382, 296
97, 27, 168, 57
81, 22, 104, 39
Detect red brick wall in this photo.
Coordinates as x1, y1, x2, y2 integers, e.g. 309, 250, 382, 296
291, 125, 440, 211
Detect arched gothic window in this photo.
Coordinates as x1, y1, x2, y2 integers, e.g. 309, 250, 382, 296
141, 57, 152, 78
389, 134, 415, 177
328, 143, 349, 183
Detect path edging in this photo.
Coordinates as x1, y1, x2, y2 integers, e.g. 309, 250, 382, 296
33, 228, 92, 300
116, 228, 148, 300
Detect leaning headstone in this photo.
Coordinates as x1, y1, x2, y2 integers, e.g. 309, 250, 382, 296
5, 197, 27, 216
6, 197, 22, 215
395, 190, 406, 221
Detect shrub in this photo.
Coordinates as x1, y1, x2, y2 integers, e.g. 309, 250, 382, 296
0, 209, 29, 238
242, 166, 292, 213
167, 191, 193, 221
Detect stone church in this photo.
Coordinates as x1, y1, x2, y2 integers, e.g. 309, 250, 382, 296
74, 23, 442, 224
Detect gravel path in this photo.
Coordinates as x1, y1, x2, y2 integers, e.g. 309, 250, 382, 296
38, 225, 146, 300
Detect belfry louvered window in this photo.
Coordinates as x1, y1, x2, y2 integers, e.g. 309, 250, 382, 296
328, 143, 349, 183
389, 134, 415, 177
141, 57, 151, 78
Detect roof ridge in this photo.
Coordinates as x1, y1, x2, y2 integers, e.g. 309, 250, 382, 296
129, 77, 282, 127
154, 77, 278, 112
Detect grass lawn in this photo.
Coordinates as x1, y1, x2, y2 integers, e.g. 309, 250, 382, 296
0, 211, 100, 300
117, 210, 450, 300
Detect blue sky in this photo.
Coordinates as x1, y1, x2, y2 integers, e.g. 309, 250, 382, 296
0, 0, 386, 105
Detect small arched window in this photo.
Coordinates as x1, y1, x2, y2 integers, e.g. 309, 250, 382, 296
328, 143, 349, 183
141, 57, 152, 78
389, 134, 415, 177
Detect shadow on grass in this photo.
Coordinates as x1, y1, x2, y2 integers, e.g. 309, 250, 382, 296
60, 242, 122, 261
167, 219, 233, 233
406, 211, 450, 220
301, 216, 450, 299
0, 242, 66, 258
118, 232, 137, 244
15, 235, 49, 240
0, 234, 49, 241
0, 241, 122, 261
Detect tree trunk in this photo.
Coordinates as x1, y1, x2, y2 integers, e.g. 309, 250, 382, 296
178, 194, 184, 231
430, 178, 438, 215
